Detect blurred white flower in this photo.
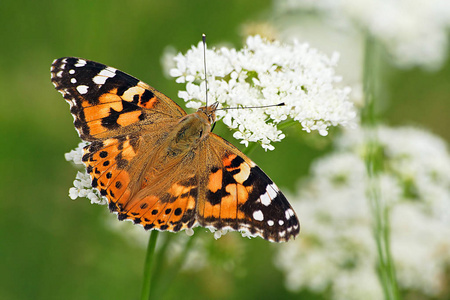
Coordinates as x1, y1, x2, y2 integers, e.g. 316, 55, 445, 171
390, 203, 450, 295
275, 125, 450, 299
167, 35, 356, 150
337, 126, 450, 215
275, 0, 450, 69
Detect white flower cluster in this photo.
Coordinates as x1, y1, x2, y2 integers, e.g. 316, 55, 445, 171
64, 142, 107, 205
276, 0, 450, 69
168, 35, 355, 150
275, 125, 450, 299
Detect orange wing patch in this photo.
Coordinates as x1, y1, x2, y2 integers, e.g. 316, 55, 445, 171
119, 177, 198, 232
207, 168, 222, 193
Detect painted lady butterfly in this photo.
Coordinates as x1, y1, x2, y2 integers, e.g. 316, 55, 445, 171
51, 57, 300, 242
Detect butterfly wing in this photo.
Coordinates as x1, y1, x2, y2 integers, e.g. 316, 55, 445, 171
194, 133, 300, 242
51, 57, 187, 221
51, 57, 186, 141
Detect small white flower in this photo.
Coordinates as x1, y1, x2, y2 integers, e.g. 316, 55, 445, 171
166, 35, 356, 150
64, 141, 88, 165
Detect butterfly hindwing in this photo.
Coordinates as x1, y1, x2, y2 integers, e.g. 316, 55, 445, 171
104, 142, 202, 232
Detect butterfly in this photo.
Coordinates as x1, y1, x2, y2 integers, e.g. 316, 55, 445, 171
51, 57, 299, 242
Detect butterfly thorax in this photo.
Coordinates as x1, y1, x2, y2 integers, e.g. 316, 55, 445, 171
165, 108, 213, 157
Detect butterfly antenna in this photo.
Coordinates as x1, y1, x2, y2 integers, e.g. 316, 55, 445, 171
217, 102, 286, 111
202, 33, 209, 107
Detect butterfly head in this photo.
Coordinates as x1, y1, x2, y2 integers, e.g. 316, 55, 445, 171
198, 102, 219, 125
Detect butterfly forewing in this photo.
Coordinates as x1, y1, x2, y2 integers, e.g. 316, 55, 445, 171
51, 57, 185, 140
52, 57, 300, 242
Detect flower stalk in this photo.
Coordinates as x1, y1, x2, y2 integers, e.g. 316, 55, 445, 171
362, 34, 400, 300
141, 230, 159, 300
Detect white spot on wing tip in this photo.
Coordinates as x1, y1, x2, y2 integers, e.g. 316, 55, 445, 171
93, 75, 108, 85
71, 78, 77, 84
105, 66, 117, 73
268, 183, 278, 198
253, 210, 264, 221
285, 208, 294, 220
93, 68, 116, 85
74, 59, 87, 67
267, 220, 274, 226
260, 191, 271, 206
69, 69, 75, 74
259, 183, 280, 207
76, 85, 89, 94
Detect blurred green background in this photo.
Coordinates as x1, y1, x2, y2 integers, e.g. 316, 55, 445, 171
1, 1, 449, 299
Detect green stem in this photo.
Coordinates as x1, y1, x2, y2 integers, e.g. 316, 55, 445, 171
152, 234, 197, 299
362, 34, 400, 300
148, 232, 174, 298
141, 230, 159, 300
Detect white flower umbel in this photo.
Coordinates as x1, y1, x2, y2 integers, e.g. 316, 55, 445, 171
275, 0, 450, 70
275, 125, 450, 299
168, 35, 355, 150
